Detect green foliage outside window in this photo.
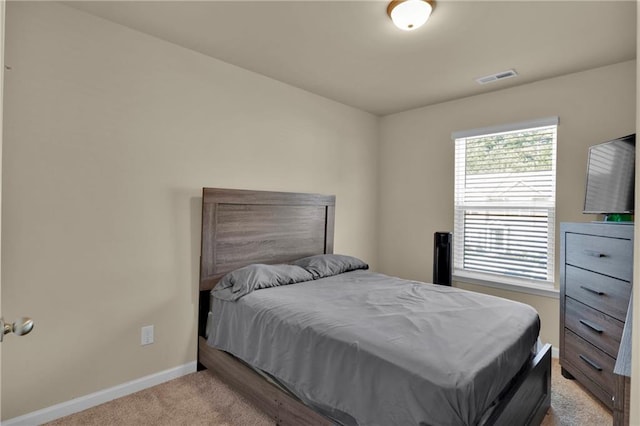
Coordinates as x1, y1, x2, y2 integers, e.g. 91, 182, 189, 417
465, 129, 554, 175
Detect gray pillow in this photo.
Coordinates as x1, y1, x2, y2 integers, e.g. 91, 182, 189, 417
212, 264, 314, 301
292, 254, 368, 279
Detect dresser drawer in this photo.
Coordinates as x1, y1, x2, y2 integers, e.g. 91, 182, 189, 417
565, 297, 623, 358
565, 265, 631, 321
565, 233, 632, 281
564, 329, 617, 396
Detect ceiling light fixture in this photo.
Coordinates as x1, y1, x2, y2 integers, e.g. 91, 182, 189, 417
387, 0, 434, 31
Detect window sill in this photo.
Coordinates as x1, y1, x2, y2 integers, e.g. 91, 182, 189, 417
453, 271, 559, 299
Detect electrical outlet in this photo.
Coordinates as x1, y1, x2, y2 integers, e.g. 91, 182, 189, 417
141, 325, 154, 346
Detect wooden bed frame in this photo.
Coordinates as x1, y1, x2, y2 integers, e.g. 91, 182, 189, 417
197, 187, 552, 426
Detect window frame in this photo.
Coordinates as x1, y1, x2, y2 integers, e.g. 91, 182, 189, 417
451, 117, 559, 299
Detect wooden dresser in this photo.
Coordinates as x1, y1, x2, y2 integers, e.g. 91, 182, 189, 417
560, 222, 633, 425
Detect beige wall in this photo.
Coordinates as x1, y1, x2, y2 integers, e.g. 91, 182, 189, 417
0, 2, 379, 419
379, 61, 637, 349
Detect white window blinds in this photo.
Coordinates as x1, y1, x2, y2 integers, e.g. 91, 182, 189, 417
453, 118, 557, 285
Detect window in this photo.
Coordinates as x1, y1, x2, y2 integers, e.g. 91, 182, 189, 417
452, 117, 558, 289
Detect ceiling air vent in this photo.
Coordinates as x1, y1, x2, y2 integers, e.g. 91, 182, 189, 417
476, 69, 518, 85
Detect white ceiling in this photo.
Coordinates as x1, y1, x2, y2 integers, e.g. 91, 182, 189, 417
66, 1, 637, 116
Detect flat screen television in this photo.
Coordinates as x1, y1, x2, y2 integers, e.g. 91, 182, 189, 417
583, 134, 635, 216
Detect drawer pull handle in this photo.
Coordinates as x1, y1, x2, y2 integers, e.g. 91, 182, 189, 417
579, 319, 604, 334
584, 250, 607, 258
580, 285, 605, 296
579, 354, 603, 371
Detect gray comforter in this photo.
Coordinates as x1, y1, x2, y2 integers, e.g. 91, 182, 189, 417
207, 270, 540, 426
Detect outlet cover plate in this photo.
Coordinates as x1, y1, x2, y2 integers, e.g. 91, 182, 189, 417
141, 325, 154, 345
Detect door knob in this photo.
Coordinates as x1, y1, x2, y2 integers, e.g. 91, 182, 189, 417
0, 317, 34, 342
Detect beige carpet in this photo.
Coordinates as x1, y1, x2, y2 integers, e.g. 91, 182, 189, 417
541, 359, 611, 426
46, 359, 611, 426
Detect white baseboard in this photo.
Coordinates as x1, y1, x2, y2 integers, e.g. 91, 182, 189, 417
552, 346, 559, 359
3, 361, 197, 426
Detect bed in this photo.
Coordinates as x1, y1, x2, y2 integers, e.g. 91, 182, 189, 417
197, 187, 551, 426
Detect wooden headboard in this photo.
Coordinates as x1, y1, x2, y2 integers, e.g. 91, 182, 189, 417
198, 188, 335, 337
200, 188, 336, 291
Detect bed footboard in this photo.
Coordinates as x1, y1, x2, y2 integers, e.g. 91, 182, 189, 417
484, 343, 552, 426
198, 336, 332, 426
199, 337, 551, 426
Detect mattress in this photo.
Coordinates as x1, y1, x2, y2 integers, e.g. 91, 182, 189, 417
207, 270, 540, 426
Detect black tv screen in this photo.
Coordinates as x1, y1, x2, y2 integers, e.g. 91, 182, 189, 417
583, 134, 635, 214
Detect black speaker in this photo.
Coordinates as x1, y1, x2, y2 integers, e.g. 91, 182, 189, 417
433, 232, 452, 286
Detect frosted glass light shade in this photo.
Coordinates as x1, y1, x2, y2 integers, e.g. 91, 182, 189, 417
387, 0, 433, 31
